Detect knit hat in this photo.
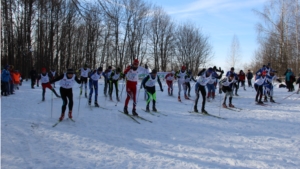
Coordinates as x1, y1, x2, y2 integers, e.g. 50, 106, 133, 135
97, 67, 103, 71
262, 71, 267, 76
230, 67, 234, 71
151, 69, 157, 74
133, 59, 139, 65
41, 67, 46, 72
67, 68, 74, 74
181, 66, 186, 70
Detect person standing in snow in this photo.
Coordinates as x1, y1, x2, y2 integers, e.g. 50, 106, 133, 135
226, 67, 239, 96
123, 59, 146, 116
185, 70, 197, 97
165, 71, 175, 96
1, 65, 11, 96
194, 68, 217, 113
88, 67, 103, 107
246, 70, 253, 87
77, 64, 91, 98
254, 70, 268, 104
141, 69, 163, 112
219, 74, 237, 108
50, 69, 81, 121
175, 65, 189, 101
263, 70, 281, 102
207, 68, 224, 101
238, 70, 246, 91
37, 68, 61, 101
109, 67, 123, 101
29, 67, 37, 89
103, 66, 112, 97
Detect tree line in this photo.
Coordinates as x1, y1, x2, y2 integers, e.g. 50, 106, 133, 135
1, 0, 212, 78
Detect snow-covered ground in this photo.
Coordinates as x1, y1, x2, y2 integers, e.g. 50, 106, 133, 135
1, 80, 300, 169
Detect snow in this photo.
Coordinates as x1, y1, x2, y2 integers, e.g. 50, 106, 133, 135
1, 80, 300, 169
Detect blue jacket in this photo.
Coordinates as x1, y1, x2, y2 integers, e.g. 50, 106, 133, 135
1, 69, 11, 82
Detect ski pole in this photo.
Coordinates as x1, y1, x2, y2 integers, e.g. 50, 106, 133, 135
51, 91, 53, 118
115, 82, 125, 106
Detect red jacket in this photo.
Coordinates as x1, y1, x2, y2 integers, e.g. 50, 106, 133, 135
238, 72, 246, 81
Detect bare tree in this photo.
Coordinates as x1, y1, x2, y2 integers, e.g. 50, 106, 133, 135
227, 34, 241, 69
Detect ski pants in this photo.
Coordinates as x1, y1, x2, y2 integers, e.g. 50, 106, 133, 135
177, 80, 186, 97
80, 77, 88, 93
254, 84, 263, 101
125, 81, 137, 110
222, 86, 233, 104
60, 87, 73, 114
89, 80, 98, 102
145, 86, 156, 108
194, 82, 206, 111
109, 80, 119, 98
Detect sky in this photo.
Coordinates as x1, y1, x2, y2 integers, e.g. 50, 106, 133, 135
148, 0, 267, 71
2, 80, 300, 168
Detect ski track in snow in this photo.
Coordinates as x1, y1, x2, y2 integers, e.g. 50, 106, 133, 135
1, 80, 300, 169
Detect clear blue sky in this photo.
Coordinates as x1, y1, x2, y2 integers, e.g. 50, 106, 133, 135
149, 0, 267, 71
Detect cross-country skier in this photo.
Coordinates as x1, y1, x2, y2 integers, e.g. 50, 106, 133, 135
141, 69, 163, 112
50, 69, 81, 121
194, 68, 217, 113
207, 68, 224, 101
109, 67, 123, 101
238, 70, 246, 91
77, 64, 91, 98
226, 67, 239, 96
103, 66, 112, 97
123, 59, 146, 116
246, 70, 253, 87
219, 73, 237, 108
50, 68, 57, 88
88, 67, 103, 107
185, 70, 197, 97
37, 67, 61, 101
263, 70, 281, 102
175, 66, 189, 101
165, 71, 175, 96
254, 70, 268, 104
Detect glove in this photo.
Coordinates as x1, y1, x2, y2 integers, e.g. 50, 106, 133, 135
221, 70, 224, 74
161, 88, 163, 92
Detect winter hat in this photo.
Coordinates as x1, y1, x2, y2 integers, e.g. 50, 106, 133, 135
133, 59, 139, 65
67, 68, 74, 74
151, 69, 157, 74
262, 71, 267, 76
181, 66, 186, 70
41, 67, 46, 72
207, 68, 213, 73
97, 67, 103, 71
230, 67, 234, 71
108, 66, 112, 69
116, 67, 121, 72
229, 74, 235, 77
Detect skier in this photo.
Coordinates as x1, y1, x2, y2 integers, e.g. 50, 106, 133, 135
77, 64, 91, 98
29, 67, 37, 89
175, 66, 188, 101
38, 68, 61, 101
219, 74, 237, 108
207, 68, 224, 101
238, 70, 246, 90
123, 59, 146, 116
185, 70, 197, 97
103, 66, 112, 97
165, 71, 175, 96
50, 68, 57, 88
284, 68, 295, 92
141, 69, 163, 112
143, 64, 150, 100
254, 70, 267, 104
263, 70, 281, 102
1, 65, 11, 96
109, 67, 123, 101
226, 67, 239, 96
194, 68, 216, 113
246, 70, 253, 87
88, 67, 103, 107
50, 69, 81, 121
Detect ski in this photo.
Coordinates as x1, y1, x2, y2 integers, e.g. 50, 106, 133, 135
141, 109, 158, 116
152, 111, 168, 116
52, 121, 61, 127
224, 107, 241, 112
118, 110, 140, 124
135, 115, 152, 123
69, 118, 75, 122
256, 103, 268, 106
189, 111, 226, 119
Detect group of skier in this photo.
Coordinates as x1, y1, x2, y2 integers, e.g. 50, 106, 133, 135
31, 59, 300, 122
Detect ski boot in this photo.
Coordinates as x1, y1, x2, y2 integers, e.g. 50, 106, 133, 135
85, 92, 87, 98
68, 111, 73, 119
42, 96, 45, 101
178, 96, 181, 102
59, 113, 65, 121
88, 100, 91, 105
222, 103, 227, 108
109, 95, 112, 101
123, 106, 129, 115
152, 106, 157, 112
145, 105, 150, 112
184, 94, 189, 100
95, 102, 99, 107
270, 97, 275, 103
264, 96, 268, 102
202, 109, 208, 114
229, 103, 235, 108
235, 93, 239, 96
132, 109, 138, 116
194, 105, 198, 112
257, 100, 264, 104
